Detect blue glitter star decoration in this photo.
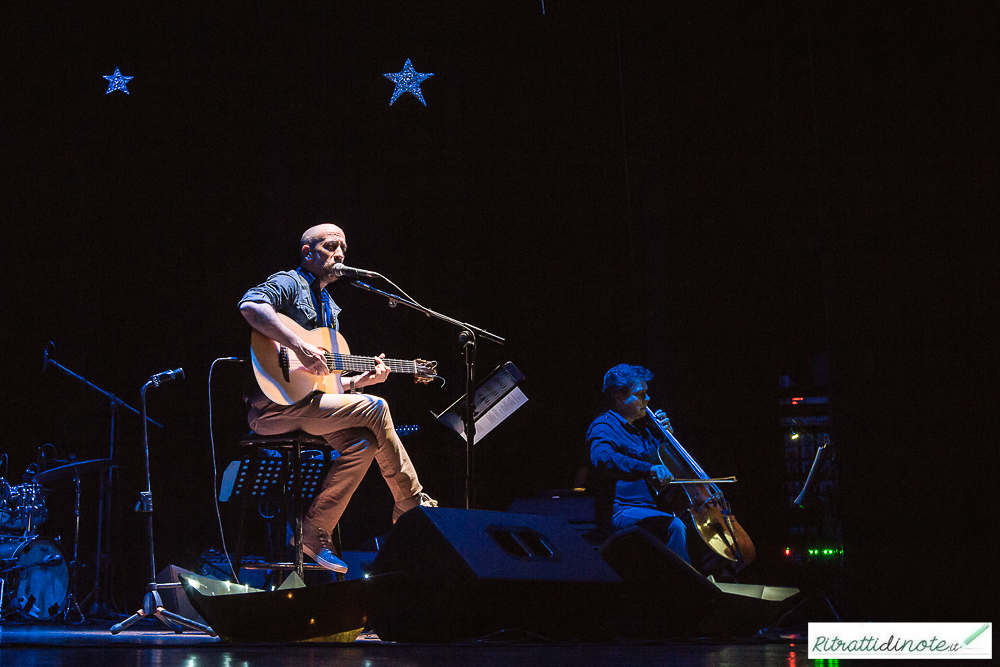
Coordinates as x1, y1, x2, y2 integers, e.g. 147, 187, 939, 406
384, 59, 434, 106
103, 68, 133, 95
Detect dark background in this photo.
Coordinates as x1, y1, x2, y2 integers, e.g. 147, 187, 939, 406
2, 1, 995, 622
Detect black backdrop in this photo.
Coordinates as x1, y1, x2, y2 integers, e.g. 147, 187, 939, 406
3, 1, 995, 622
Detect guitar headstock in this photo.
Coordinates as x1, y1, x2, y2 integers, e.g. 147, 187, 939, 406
413, 359, 438, 384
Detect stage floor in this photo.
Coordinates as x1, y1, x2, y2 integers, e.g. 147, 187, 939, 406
0, 621, 816, 667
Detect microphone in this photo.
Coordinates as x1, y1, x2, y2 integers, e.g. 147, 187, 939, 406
332, 263, 380, 278
150, 368, 185, 386
5, 554, 63, 574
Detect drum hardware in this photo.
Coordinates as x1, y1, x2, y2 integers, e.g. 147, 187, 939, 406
34, 459, 114, 485
14, 457, 115, 622
0, 479, 48, 533
43, 342, 164, 619
0, 535, 70, 621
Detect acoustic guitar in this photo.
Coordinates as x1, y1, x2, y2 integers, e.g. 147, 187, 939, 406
251, 313, 438, 405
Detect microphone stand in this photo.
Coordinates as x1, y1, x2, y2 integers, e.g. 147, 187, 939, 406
43, 342, 164, 619
350, 280, 504, 509
110, 375, 215, 636
794, 439, 830, 507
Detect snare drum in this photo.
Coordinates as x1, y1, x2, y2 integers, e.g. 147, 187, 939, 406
0, 482, 48, 530
0, 536, 68, 620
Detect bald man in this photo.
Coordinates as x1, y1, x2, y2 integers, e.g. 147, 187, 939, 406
240, 222, 435, 573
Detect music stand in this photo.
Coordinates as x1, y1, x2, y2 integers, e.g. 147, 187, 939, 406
225, 444, 337, 581
434, 362, 527, 443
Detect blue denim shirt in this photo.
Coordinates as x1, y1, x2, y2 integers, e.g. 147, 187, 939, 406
240, 267, 341, 331
240, 267, 342, 406
588, 410, 660, 512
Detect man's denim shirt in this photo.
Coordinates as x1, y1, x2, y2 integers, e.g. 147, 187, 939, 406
239, 267, 342, 407
240, 267, 341, 331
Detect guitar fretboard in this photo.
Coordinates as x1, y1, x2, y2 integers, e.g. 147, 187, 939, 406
325, 353, 420, 375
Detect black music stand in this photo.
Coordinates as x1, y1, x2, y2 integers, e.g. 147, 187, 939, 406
226, 439, 337, 582
434, 362, 526, 439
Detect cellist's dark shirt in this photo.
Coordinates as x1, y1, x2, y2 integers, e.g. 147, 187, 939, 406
588, 410, 660, 512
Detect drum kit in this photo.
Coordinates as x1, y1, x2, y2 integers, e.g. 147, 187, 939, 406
1, 343, 143, 623
1, 457, 111, 622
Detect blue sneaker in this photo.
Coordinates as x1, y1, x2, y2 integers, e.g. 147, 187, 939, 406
301, 529, 348, 574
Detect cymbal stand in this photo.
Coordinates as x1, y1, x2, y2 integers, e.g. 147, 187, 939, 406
43, 342, 163, 618
58, 470, 85, 622
110, 375, 214, 636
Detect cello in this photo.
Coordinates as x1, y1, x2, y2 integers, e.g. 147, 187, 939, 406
646, 407, 756, 574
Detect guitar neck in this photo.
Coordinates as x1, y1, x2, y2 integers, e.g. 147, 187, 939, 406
326, 353, 420, 375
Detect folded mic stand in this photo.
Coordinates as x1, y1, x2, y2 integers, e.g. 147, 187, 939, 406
110, 376, 215, 636
43, 342, 164, 619
350, 279, 504, 509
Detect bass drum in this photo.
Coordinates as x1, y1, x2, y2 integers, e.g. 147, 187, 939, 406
0, 536, 69, 620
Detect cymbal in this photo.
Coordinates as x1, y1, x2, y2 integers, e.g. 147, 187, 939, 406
34, 458, 113, 484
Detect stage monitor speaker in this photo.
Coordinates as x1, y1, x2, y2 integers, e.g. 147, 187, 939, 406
180, 572, 365, 643
367, 507, 622, 642
599, 527, 799, 638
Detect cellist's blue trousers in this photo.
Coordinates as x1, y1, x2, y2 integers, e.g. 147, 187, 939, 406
613, 507, 691, 564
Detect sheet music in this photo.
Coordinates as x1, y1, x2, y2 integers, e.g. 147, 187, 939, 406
448, 387, 528, 443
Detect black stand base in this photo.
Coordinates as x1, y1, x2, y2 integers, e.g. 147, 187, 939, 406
110, 589, 216, 636
58, 592, 85, 623
81, 585, 119, 620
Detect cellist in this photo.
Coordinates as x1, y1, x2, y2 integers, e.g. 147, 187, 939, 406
588, 364, 692, 565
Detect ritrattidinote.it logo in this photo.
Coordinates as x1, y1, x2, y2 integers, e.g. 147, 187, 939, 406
809, 622, 992, 660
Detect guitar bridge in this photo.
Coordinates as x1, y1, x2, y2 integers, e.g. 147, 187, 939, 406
278, 346, 290, 383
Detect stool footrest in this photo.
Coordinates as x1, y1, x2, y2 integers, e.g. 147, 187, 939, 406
239, 562, 331, 571
239, 431, 328, 448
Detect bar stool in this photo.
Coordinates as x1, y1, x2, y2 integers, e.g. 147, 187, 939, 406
230, 430, 341, 583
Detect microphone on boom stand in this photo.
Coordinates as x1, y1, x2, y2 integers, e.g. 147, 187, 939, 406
150, 368, 185, 386
332, 263, 381, 279
110, 367, 215, 637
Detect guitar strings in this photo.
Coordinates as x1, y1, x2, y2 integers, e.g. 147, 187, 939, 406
282, 354, 421, 373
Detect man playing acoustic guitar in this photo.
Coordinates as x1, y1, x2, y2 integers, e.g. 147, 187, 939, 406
240, 222, 436, 573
